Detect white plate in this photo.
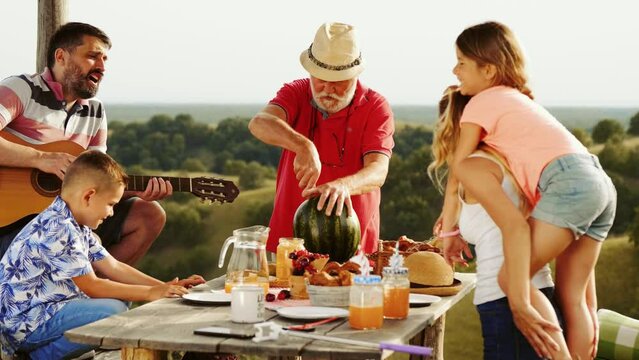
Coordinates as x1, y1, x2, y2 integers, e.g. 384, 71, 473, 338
276, 306, 349, 320
409, 294, 441, 306
182, 291, 231, 305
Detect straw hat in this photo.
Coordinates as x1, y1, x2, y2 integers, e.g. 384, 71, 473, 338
300, 22, 365, 82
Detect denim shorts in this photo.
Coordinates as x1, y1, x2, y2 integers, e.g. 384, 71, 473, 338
531, 153, 617, 241
477, 287, 560, 360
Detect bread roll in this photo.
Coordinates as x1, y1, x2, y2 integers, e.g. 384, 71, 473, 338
404, 251, 453, 287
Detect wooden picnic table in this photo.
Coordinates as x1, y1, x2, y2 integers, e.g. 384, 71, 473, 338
66, 272, 476, 360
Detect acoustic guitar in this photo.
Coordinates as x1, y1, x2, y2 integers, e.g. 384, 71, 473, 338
0, 131, 239, 228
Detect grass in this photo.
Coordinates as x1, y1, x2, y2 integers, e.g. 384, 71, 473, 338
594, 236, 639, 317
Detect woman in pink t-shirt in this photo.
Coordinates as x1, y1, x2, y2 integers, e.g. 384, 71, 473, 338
438, 21, 617, 360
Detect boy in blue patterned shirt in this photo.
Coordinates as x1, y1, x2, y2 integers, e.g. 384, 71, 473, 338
0, 151, 205, 360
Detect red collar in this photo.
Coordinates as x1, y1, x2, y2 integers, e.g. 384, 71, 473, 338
41, 68, 90, 106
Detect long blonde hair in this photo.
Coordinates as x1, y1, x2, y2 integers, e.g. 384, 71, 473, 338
427, 86, 530, 215
456, 21, 534, 100
427, 86, 470, 191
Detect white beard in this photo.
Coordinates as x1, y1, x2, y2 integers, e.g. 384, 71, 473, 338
311, 80, 356, 114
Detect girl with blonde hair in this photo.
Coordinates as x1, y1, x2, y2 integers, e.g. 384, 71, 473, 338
438, 21, 616, 359
429, 86, 567, 360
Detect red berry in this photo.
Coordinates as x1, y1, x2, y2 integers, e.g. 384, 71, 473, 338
277, 291, 287, 300
265, 293, 276, 302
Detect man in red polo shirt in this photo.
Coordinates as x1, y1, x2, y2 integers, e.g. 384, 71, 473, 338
249, 22, 395, 254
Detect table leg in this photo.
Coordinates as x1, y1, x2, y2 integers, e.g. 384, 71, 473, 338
121, 347, 167, 360
409, 314, 445, 360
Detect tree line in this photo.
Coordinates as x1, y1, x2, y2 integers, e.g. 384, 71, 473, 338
106, 112, 639, 280
108, 114, 278, 189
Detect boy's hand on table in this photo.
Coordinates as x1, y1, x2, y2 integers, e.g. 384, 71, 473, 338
148, 283, 189, 300
169, 275, 206, 288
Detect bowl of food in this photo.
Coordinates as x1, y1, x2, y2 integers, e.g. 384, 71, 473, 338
305, 261, 360, 307
306, 283, 351, 307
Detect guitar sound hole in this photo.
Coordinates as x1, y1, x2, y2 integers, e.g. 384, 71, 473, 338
33, 171, 62, 196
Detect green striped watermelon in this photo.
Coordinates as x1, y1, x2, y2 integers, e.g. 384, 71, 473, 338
293, 196, 361, 263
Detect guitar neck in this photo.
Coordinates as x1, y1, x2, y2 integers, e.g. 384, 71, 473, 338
127, 175, 192, 193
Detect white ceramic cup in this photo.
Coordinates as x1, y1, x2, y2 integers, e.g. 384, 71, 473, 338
231, 285, 265, 323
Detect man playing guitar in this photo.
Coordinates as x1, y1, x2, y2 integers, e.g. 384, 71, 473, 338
0, 22, 171, 266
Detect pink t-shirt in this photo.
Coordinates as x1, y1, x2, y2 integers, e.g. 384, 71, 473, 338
460, 86, 588, 205
267, 79, 394, 254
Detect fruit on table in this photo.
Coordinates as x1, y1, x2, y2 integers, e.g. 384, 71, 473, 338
293, 196, 361, 263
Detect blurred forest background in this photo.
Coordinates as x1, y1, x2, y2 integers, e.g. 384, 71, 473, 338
106, 106, 639, 358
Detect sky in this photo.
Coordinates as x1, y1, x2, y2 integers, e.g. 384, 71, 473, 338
1, 0, 638, 107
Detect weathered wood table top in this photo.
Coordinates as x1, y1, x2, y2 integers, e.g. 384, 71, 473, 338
66, 273, 476, 359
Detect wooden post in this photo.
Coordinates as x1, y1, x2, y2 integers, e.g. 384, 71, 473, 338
37, 0, 68, 72
410, 314, 446, 360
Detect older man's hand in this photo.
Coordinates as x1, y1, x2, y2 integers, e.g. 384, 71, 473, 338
302, 179, 353, 217
293, 144, 322, 191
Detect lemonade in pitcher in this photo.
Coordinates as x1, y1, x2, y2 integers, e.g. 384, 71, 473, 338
224, 271, 269, 294
218, 226, 270, 294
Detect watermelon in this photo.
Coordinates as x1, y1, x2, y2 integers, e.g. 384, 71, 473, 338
293, 196, 361, 263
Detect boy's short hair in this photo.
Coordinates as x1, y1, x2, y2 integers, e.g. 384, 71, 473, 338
47, 22, 112, 69
62, 150, 128, 192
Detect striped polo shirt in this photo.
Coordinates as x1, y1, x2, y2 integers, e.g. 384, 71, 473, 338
0, 68, 107, 152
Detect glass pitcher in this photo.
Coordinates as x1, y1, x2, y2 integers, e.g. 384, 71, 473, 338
218, 225, 270, 294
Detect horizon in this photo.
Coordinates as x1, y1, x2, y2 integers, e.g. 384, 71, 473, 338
104, 103, 639, 131
2, 0, 638, 107
106, 102, 639, 109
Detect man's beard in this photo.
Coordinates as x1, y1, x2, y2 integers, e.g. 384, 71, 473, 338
62, 61, 101, 99
311, 80, 356, 114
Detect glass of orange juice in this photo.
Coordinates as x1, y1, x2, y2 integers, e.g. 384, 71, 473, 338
349, 275, 384, 330
382, 267, 410, 319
